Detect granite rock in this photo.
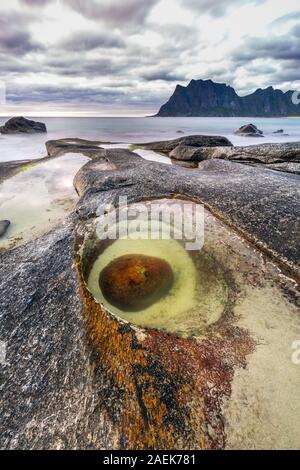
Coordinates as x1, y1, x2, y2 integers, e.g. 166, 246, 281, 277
138, 134, 233, 154
1, 142, 300, 450
235, 123, 264, 137
0, 220, 10, 237
0, 117, 46, 134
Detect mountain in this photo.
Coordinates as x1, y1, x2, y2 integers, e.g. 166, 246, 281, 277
155, 79, 300, 117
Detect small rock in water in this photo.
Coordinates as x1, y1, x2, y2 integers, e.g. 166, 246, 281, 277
0, 220, 10, 237
99, 254, 174, 311
235, 123, 264, 137
273, 129, 284, 134
0, 116, 47, 134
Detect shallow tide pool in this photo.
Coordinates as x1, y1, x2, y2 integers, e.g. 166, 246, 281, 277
0, 153, 89, 248
81, 198, 300, 448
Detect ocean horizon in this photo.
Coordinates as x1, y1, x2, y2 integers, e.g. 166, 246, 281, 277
1, 115, 300, 162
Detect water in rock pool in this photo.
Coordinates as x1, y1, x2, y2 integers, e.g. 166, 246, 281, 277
0, 153, 89, 248
83, 199, 300, 448
87, 237, 229, 335
86, 199, 229, 335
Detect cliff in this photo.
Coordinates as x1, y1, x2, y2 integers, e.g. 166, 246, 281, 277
156, 79, 300, 117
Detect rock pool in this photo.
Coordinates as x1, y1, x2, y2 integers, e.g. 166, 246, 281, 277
0, 153, 89, 249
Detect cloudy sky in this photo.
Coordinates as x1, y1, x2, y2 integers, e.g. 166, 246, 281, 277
0, 0, 299, 116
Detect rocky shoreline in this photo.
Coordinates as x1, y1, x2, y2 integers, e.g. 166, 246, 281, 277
0, 137, 300, 450
136, 135, 300, 174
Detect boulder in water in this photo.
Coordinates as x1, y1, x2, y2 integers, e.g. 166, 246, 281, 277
0, 220, 10, 237
235, 123, 263, 137
138, 135, 233, 154
99, 254, 174, 311
0, 117, 47, 134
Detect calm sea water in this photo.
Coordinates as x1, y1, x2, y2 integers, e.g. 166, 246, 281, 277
0, 116, 300, 162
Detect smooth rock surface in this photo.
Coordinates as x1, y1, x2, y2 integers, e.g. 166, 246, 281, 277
138, 134, 233, 154
74, 149, 300, 277
46, 138, 110, 157
0, 117, 46, 134
169, 144, 205, 161
1, 141, 300, 450
189, 141, 300, 164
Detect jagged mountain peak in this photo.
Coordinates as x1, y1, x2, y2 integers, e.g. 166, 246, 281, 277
156, 79, 300, 117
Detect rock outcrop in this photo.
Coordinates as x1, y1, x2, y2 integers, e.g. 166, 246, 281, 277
0, 220, 10, 237
138, 134, 233, 154
0, 117, 47, 134
235, 123, 264, 137
169, 145, 205, 161
181, 142, 300, 165
156, 79, 300, 117
1, 140, 300, 450
46, 138, 110, 157
263, 162, 300, 175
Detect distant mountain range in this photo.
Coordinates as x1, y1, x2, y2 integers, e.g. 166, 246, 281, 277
155, 79, 300, 117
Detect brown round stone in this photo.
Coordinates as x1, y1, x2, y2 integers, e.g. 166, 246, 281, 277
99, 254, 174, 311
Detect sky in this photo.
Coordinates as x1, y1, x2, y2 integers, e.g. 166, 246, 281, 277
0, 0, 299, 116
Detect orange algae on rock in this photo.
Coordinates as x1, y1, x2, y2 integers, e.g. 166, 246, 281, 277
76, 251, 255, 450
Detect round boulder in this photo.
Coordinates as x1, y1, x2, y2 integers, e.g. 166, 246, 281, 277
0, 220, 10, 238
235, 123, 264, 137
99, 254, 174, 311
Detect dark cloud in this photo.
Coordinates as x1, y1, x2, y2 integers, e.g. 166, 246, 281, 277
63, 0, 158, 27
5, 82, 163, 111
232, 35, 300, 64
20, 0, 51, 5
141, 70, 187, 82
200, 67, 237, 86
7, 83, 124, 104
0, 31, 37, 54
0, 13, 42, 55
43, 53, 127, 77
291, 24, 300, 38
229, 24, 300, 93
0, 53, 41, 74
59, 31, 125, 52
270, 61, 300, 84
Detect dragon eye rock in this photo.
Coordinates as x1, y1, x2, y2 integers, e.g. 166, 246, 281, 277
99, 254, 174, 311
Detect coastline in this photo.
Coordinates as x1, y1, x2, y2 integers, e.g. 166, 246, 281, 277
1, 116, 300, 163
1, 139, 299, 449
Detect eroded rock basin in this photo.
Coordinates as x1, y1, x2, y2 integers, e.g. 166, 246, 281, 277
87, 238, 229, 334
82, 199, 229, 336
1, 141, 300, 450
79, 198, 300, 449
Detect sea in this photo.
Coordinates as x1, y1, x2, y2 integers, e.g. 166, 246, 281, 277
0, 116, 300, 162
